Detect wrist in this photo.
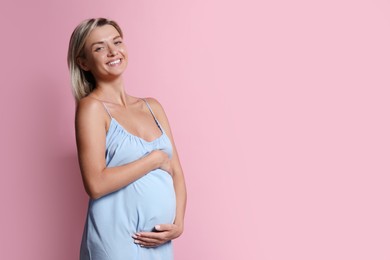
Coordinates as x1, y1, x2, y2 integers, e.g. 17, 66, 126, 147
174, 221, 184, 234
146, 151, 161, 169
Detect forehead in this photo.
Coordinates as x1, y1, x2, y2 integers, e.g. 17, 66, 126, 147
85, 25, 121, 45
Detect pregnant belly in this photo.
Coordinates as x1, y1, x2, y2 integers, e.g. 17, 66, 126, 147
132, 169, 176, 232
87, 169, 176, 237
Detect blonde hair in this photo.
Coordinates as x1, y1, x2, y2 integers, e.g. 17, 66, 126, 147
67, 18, 123, 101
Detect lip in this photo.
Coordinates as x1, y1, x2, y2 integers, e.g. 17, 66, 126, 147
107, 58, 122, 66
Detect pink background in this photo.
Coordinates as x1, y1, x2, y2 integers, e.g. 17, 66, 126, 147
1, 0, 389, 259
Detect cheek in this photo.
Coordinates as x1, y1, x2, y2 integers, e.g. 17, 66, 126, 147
120, 45, 128, 56
90, 53, 107, 66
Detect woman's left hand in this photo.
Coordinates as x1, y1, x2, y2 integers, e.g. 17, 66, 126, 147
132, 224, 183, 248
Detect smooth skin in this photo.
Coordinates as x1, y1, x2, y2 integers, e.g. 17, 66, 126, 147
76, 24, 187, 248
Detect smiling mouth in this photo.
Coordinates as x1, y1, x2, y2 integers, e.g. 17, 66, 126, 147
107, 59, 122, 66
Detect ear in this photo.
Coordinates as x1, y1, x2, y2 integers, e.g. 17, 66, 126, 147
76, 57, 90, 71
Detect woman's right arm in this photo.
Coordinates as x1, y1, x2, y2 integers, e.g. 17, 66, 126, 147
75, 98, 168, 199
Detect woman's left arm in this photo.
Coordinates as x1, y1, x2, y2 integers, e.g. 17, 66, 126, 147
132, 98, 187, 248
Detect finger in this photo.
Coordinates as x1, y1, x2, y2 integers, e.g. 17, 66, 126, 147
133, 232, 164, 239
134, 236, 161, 243
139, 241, 164, 248
133, 232, 166, 242
133, 235, 168, 248
134, 238, 160, 246
134, 239, 160, 248
135, 237, 162, 245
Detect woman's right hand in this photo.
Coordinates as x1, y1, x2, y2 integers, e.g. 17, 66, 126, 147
149, 150, 172, 175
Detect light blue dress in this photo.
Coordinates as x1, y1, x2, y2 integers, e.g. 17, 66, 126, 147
80, 100, 176, 260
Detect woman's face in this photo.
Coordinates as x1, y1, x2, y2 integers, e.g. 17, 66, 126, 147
79, 24, 128, 81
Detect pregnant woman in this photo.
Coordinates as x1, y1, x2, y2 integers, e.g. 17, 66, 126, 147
67, 18, 187, 260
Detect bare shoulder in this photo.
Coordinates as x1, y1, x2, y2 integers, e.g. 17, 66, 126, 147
77, 96, 102, 113
144, 97, 167, 117
77, 96, 105, 116
76, 96, 108, 129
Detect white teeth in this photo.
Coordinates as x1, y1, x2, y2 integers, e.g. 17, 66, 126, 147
108, 59, 121, 66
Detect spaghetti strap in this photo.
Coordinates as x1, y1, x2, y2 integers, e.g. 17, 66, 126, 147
143, 99, 162, 132
88, 96, 112, 118
102, 102, 112, 118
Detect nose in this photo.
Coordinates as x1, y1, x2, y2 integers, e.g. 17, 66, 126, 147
107, 44, 118, 56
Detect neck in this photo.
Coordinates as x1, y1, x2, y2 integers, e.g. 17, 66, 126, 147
94, 77, 128, 107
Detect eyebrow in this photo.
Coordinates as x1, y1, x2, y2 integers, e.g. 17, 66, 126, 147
90, 35, 122, 48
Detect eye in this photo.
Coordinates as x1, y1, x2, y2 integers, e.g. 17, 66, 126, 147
114, 40, 122, 45
94, 46, 104, 52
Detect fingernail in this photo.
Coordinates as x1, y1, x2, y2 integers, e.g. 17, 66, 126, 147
134, 240, 139, 244
155, 225, 160, 230
132, 235, 137, 239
